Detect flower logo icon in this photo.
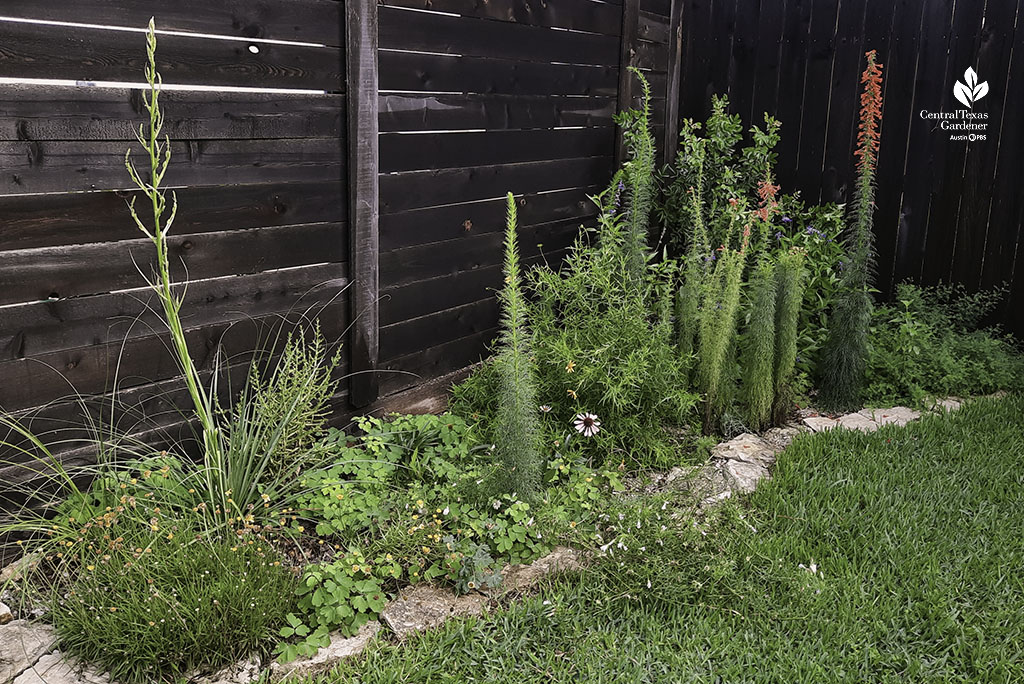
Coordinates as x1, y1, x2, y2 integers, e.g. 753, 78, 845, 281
954, 67, 988, 108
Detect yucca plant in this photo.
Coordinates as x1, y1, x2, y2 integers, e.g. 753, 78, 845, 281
490, 193, 541, 497
818, 50, 884, 411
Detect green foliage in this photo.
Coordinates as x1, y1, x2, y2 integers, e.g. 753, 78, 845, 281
772, 249, 807, 422
743, 259, 777, 431
695, 210, 750, 433
245, 322, 341, 479
491, 193, 542, 497
864, 283, 1024, 405
275, 551, 386, 662
656, 95, 781, 256
453, 84, 697, 468
47, 515, 295, 683
770, 198, 847, 383
326, 394, 1024, 684
617, 67, 656, 278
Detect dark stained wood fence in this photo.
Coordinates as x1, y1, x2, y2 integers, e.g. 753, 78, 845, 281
0, 1, 681, 480
0, 2, 350, 476
677, 0, 1024, 337
373, 0, 678, 397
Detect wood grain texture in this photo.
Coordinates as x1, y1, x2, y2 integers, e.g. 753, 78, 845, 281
0, 0, 344, 46
0, 138, 342, 195
379, 93, 617, 132
379, 6, 620, 67
0, 19, 343, 91
0, 181, 345, 253
346, 0, 381, 407
0, 87, 343, 141
379, 0, 623, 35
0, 223, 347, 306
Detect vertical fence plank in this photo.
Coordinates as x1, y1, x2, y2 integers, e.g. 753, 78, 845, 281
616, 0, 641, 167
661, 0, 684, 165
346, 0, 381, 407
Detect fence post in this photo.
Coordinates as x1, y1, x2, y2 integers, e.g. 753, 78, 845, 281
662, 0, 684, 165
615, 0, 640, 167
345, 0, 380, 407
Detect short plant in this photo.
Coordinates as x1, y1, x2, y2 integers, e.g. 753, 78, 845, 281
275, 551, 387, 662
48, 514, 296, 683
818, 50, 884, 411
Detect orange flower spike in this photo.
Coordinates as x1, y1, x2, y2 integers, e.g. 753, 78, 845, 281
855, 50, 884, 174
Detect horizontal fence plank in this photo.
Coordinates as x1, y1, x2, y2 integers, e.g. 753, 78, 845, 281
379, 185, 600, 251
378, 326, 497, 398
380, 50, 620, 96
380, 127, 615, 172
380, 156, 615, 213
0, 0, 344, 47
0, 223, 347, 306
0, 300, 348, 416
0, 181, 345, 253
379, 0, 622, 35
639, 0, 670, 18
380, 216, 585, 289
0, 87, 343, 141
379, 93, 617, 131
381, 297, 498, 361
0, 138, 343, 195
379, 6, 620, 66
636, 38, 670, 72
0, 19, 343, 91
0, 264, 348, 361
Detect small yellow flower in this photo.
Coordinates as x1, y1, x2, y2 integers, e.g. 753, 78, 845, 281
86, 564, 95, 571
567, 389, 577, 399
142, 470, 152, 479
565, 361, 576, 373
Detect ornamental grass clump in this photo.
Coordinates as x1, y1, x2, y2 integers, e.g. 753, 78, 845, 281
489, 193, 542, 497
818, 50, 884, 411
772, 248, 807, 423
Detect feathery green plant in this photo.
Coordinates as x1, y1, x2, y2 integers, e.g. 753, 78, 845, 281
743, 259, 777, 431
772, 249, 806, 423
617, 67, 656, 280
818, 50, 884, 411
696, 207, 751, 433
490, 193, 541, 497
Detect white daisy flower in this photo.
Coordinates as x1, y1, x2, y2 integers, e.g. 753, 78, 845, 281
572, 412, 601, 437
539, 405, 552, 413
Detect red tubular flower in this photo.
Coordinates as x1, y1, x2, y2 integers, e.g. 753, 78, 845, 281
855, 50, 884, 174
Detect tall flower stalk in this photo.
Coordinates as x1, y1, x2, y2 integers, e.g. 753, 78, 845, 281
491, 193, 541, 497
124, 21, 222, 478
819, 50, 884, 411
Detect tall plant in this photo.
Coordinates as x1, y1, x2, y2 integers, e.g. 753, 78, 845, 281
772, 248, 806, 423
124, 20, 331, 524
617, 67, 657, 280
490, 193, 541, 497
818, 50, 884, 411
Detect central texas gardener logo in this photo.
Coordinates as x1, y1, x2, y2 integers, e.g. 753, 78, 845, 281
954, 67, 989, 109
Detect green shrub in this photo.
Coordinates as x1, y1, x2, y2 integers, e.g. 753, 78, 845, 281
244, 322, 341, 479
48, 515, 295, 683
864, 283, 1024, 405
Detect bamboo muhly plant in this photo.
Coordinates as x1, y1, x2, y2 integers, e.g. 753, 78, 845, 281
818, 50, 884, 411
491, 193, 542, 497
772, 248, 806, 424
618, 66, 656, 281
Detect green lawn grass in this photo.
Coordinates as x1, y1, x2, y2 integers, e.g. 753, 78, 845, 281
320, 395, 1024, 683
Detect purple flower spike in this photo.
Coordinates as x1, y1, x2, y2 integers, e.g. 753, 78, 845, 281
782, 216, 792, 223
